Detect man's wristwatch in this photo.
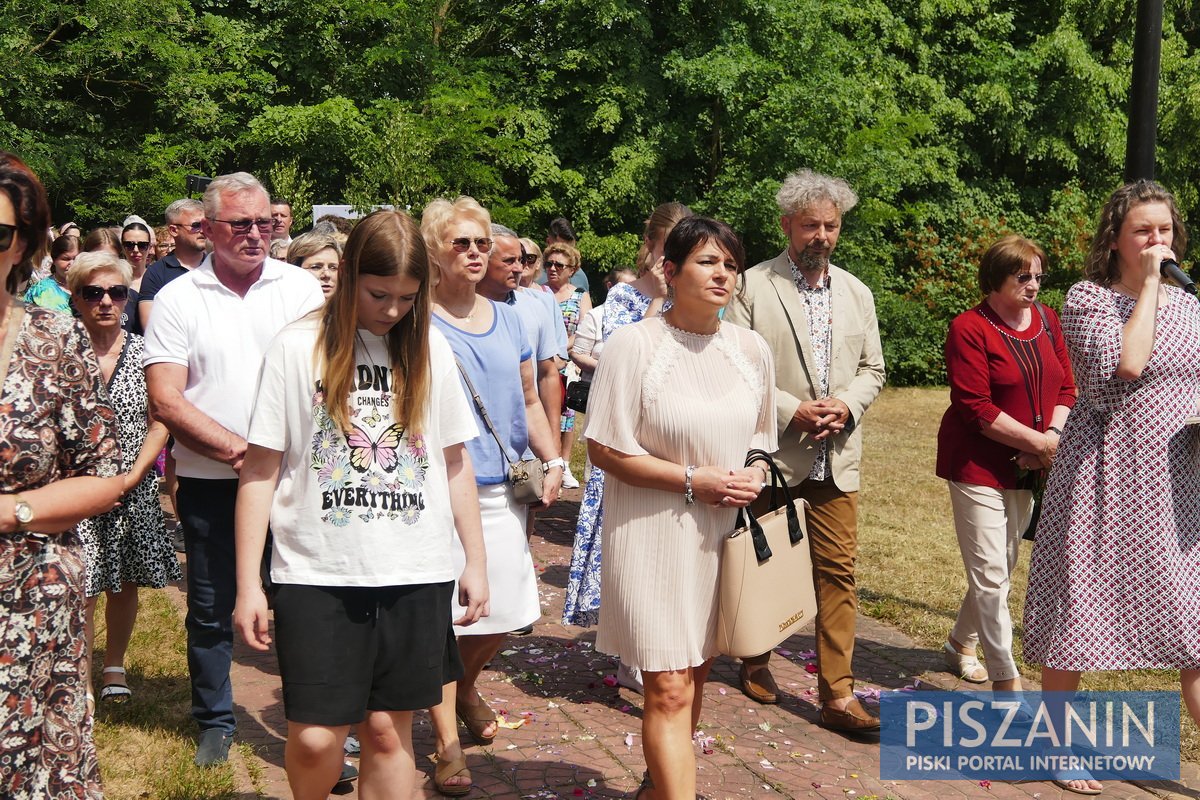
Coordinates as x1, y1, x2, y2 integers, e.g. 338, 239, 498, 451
542, 458, 566, 473
12, 494, 33, 531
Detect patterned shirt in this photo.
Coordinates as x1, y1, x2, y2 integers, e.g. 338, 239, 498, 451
789, 257, 833, 481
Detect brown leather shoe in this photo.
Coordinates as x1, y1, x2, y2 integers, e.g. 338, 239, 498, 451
819, 697, 880, 732
739, 664, 779, 704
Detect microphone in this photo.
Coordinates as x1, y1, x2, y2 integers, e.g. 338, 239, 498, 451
1161, 258, 1197, 295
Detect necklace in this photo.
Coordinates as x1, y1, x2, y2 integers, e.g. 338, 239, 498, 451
356, 331, 380, 371
440, 298, 476, 323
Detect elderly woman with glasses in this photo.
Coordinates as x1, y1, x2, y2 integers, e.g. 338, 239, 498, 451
0, 151, 124, 799
935, 235, 1075, 693
287, 231, 343, 299
68, 251, 179, 708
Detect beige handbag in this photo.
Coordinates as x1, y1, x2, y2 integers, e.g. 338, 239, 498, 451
716, 449, 818, 658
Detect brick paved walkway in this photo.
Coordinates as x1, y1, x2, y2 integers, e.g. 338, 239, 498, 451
165, 491, 1200, 800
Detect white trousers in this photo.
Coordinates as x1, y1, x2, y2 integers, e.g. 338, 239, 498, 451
947, 481, 1033, 682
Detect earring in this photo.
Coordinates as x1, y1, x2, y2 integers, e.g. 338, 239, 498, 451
667, 284, 675, 301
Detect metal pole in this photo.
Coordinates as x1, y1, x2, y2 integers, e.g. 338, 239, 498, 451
1124, 0, 1164, 182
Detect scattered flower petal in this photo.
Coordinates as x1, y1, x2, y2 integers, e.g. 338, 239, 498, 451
602, 675, 619, 687
805, 663, 819, 674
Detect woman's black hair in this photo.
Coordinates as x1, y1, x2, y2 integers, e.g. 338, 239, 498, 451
662, 216, 746, 274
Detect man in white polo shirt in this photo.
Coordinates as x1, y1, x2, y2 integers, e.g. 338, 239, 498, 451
144, 172, 323, 766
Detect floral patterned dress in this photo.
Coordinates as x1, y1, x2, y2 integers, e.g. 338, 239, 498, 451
77, 333, 180, 596
0, 304, 121, 800
562, 281, 654, 626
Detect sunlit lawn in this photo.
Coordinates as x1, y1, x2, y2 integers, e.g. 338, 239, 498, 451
91, 588, 246, 800
856, 386, 1197, 759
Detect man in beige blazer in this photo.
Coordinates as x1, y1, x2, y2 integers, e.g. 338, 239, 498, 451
725, 168, 885, 731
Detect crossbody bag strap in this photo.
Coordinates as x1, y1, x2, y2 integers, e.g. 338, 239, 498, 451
454, 359, 516, 468
0, 300, 26, 388
1033, 301, 1054, 346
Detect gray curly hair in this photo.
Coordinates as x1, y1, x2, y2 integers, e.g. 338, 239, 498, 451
775, 169, 858, 217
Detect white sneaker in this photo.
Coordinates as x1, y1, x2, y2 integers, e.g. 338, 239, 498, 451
561, 468, 580, 489
616, 661, 644, 694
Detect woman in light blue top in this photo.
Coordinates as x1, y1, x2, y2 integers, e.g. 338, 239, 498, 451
420, 196, 564, 795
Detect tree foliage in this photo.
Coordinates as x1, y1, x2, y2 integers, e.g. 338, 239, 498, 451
3, 0, 1198, 383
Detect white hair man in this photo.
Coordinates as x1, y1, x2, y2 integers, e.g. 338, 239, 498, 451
725, 168, 886, 731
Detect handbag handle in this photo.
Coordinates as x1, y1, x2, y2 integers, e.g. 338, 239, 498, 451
454, 359, 519, 469
736, 450, 804, 563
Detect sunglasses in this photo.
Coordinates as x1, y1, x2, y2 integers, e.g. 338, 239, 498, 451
174, 221, 203, 233
448, 237, 493, 253
80, 285, 130, 303
122, 240, 151, 252
519, 254, 539, 266
210, 217, 274, 235
1016, 273, 1044, 285
0, 222, 15, 253
544, 260, 571, 271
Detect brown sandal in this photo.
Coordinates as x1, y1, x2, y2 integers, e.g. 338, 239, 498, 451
433, 753, 472, 797
455, 691, 497, 746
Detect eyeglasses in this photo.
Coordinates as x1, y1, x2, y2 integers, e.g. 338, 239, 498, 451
210, 217, 274, 235
80, 285, 130, 303
544, 260, 571, 271
0, 222, 16, 253
448, 237, 493, 253
122, 240, 151, 252
1016, 273, 1045, 284
519, 254, 539, 266
173, 221, 203, 233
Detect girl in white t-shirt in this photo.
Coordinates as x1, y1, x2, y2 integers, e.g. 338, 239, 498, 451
233, 210, 489, 800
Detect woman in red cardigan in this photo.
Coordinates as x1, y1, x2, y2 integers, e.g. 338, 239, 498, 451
935, 235, 1076, 692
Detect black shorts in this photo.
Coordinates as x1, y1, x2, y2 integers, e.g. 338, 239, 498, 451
273, 581, 463, 726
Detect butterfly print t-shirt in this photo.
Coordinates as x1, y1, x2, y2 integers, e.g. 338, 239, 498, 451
247, 318, 479, 586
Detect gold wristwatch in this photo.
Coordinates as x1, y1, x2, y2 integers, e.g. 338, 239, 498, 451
13, 494, 33, 531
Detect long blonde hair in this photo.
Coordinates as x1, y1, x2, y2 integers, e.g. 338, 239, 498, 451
315, 210, 432, 435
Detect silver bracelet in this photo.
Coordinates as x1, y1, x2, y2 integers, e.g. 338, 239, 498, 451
684, 465, 697, 505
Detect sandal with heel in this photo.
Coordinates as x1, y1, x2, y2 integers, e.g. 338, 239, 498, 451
942, 642, 989, 683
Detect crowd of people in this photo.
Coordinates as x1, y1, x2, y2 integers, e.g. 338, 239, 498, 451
1, 145, 1199, 800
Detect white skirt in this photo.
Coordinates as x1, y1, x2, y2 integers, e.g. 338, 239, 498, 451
451, 482, 541, 636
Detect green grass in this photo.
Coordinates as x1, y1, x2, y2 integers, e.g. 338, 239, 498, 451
856, 386, 1198, 759
92, 589, 242, 800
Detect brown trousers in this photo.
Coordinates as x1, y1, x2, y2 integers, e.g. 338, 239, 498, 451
742, 477, 860, 701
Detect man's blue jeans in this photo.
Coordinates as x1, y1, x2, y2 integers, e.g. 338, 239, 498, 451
177, 477, 239, 734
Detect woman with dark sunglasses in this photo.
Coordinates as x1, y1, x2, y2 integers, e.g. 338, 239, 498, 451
935, 235, 1074, 694
0, 151, 125, 798
68, 251, 178, 711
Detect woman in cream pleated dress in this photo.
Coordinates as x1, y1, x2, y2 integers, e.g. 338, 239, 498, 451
587, 216, 776, 800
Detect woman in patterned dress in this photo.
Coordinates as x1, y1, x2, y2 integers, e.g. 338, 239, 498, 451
1023, 180, 1200, 794
70, 251, 179, 706
0, 151, 125, 800
562, 203, 692, 664
587, 216, 774, 799
544, 242, 592, 489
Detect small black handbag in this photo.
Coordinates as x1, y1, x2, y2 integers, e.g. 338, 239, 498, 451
564, 380, 591, 414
